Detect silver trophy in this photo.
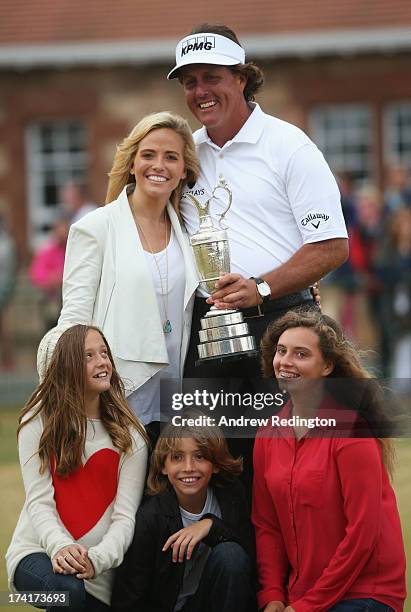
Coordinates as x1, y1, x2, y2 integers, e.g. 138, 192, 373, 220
185, 177, 257, 364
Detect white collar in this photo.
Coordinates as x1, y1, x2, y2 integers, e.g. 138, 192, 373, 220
195, 103, 265, 147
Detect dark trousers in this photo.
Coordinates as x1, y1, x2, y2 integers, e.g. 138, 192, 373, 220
182, 542, 254, 612
14, 553, 110, 611
145, 420, 160, 450
184, 296, 317, 378
328, 598, 394, 611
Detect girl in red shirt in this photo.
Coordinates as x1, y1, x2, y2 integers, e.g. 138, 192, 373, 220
252, 310, 406, 612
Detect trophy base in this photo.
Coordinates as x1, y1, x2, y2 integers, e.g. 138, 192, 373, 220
195, 348, 259, 367
196, 308, 258, 366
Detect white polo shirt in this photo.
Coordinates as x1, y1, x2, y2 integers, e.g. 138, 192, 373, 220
181, 103, 347, 294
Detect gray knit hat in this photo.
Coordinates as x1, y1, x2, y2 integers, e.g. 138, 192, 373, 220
37, 323, 75, 382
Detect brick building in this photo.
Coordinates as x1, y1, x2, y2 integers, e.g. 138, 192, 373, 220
1, 0, 411, 260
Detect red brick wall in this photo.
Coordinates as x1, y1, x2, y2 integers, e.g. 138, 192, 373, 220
2, 53, 411, 260
2, 0, 411, 44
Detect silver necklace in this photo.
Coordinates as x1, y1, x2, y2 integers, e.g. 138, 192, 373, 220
131, 207, 172, 334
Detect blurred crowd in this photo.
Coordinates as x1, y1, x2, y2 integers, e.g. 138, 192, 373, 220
324, 162, 411, 382
28, 182, 97, 333
1, 166, 410, 382
0, 181, 96, 370
0, 212, 17, 369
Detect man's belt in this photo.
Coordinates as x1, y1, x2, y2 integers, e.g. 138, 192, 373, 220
241, 288, 313, 318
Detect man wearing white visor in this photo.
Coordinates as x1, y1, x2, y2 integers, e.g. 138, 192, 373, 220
168, 23, 349, 379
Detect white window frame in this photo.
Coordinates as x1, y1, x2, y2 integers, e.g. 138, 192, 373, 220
383, 101, 411, 169
308, 104, 373, 184
25, 119, 88, 249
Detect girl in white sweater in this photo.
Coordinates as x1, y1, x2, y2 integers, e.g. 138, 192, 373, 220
6, 324, 148, 611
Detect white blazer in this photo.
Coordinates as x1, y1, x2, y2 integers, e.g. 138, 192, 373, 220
58, 186, 199, 395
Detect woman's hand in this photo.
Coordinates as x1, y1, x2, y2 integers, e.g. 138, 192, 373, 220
284, 607, 296, 612
52, 544, 89, 575
264, 602, 285, 612
310, 280, 321, 309
162, 518, 213, 562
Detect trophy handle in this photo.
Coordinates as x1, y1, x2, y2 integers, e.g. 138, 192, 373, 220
211, 178, 232, 228
183, 193, 210, 220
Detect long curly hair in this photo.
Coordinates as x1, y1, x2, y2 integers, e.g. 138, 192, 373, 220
147, 413, 242, 495
105, 111, 200, 212
19, 324, 148, 477
260, 309, 396, 478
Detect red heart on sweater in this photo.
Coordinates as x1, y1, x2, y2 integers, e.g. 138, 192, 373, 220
52, 449, 120, 540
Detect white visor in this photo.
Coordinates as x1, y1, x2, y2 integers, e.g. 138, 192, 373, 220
167, 32, 245, 79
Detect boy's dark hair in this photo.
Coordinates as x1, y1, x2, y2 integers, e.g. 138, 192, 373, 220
146, 411, 242, 495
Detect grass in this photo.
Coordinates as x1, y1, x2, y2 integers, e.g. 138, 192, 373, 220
394, 438, 411, 610
0, 410, 409, 610
0, 411, 26, 611
0, 410, 20, 465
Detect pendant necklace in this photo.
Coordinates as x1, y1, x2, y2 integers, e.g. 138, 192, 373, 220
131, 207, 172, 334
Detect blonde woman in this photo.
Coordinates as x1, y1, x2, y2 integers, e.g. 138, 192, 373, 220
58, 112, 200, 440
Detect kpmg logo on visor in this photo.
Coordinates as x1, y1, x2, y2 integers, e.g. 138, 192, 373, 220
181, 35, 216, 57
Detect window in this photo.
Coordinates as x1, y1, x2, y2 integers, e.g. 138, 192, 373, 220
384, 102, 411, 168
25, 120, 88, 247
309, 105, 372, 184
